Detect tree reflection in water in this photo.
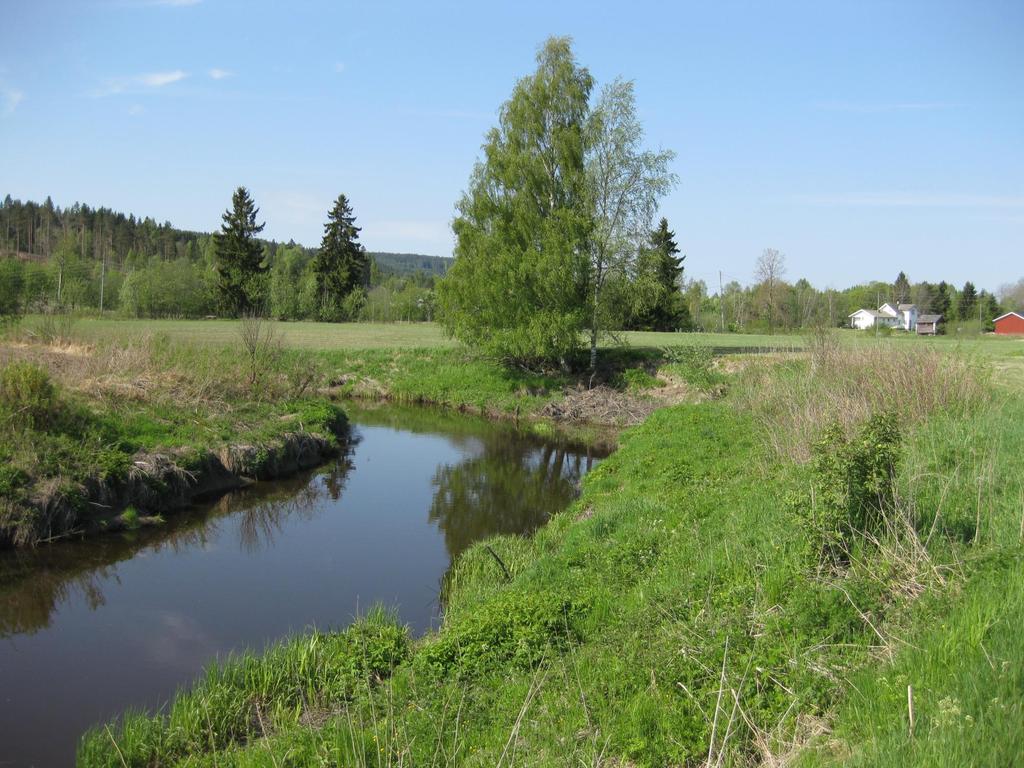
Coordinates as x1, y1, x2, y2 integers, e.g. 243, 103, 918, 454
0, 408, 603, 639
429, 434, 596, 559
0, 456, 354, 637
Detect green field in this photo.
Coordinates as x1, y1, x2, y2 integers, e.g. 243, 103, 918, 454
56, 318, 1024, 389
64, 317, 806, 351
54, 316, 1024, 356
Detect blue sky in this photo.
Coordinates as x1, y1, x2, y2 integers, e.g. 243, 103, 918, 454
1, 0, 1021, 291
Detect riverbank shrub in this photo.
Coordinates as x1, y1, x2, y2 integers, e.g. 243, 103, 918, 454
804, 412, 902, 562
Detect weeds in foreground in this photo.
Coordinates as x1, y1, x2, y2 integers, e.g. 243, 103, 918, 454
734, 333, 988, 462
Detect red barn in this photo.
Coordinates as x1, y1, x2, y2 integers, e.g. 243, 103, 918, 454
993, 312, 1024, 335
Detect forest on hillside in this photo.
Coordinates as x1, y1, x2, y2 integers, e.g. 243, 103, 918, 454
0, 195, 447, 322
0, 193, 1015, 332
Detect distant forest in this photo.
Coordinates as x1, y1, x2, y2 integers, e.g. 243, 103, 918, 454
0, 193, 1015, 332
0, 195, 450, 322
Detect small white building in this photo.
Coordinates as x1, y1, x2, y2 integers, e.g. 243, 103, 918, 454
849, 303, 918, 331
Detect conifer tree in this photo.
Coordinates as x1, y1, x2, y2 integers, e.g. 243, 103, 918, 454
958, 281, 978, 321
313, 194, 368, 321
212, 187, 266, 315
894, 271, 911, 304
933, 281, 951, 318
637, 218, 688, 331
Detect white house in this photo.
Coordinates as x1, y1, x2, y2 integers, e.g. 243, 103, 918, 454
849, 303, 918, 331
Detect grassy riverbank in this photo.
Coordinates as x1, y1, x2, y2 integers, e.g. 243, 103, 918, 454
76, 336, 1023, 766
0, 328, 348, 547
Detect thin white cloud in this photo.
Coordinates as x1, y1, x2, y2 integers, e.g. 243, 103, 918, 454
334, 62, 346, 74
140, 70, 186, 87
815, 100, 954, 113
2, 86, 23, 115
128, 104, 145, 116
93, 70, 187, 96
800, 193, 1024, 209
208, 68, 232, 80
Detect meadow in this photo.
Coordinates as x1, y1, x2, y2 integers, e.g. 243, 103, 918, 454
47, 322, 1020, 767
1, 315, 1021, 764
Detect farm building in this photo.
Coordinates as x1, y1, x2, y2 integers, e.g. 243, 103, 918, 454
916, 314, 942, 335
993, 312, 1024, 335
849, 302, 918, 331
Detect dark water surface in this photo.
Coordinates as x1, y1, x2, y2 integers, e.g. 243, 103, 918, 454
0, 404, 607, 767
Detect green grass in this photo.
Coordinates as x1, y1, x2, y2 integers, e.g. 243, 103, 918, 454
52, 318, 1024, 391
0, 350, 348, 547
80, 371, 1024, 766
796, 397, 1024, 767
58, 317, 810, 352
64, 318, 458, 350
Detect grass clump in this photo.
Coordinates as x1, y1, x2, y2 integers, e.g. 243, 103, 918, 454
800, 412, 902, 563
0, 361, 58, 428
661, 344, 726, 393
734, 333, 988, 461
78, 608, 409, 766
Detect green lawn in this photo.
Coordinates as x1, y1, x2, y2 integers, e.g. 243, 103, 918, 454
62, 317, 811, 351
63, 318, 458, 350
58, 317, 1024, 359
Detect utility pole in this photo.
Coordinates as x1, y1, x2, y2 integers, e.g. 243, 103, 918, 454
99, 238, 107, 314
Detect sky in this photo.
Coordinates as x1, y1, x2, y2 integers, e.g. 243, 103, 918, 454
1, 0, 1021, 291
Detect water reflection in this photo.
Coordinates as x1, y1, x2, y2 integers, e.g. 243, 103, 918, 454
0, 457, 355, 637
430, 439, 593, 557
0, 404, 608, 768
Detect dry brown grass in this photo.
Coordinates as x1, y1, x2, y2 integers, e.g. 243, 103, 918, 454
734, 332, 989, 462
0, 325, 326, 413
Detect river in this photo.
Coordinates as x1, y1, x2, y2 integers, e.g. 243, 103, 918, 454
0, 403, 608, 767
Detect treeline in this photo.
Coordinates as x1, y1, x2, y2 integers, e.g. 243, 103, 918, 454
0, 194, 442, 322
1, 187, 1014, 334
675, 265, 1005, 334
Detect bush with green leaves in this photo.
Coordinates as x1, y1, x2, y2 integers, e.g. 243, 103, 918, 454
804, 412, 902, 562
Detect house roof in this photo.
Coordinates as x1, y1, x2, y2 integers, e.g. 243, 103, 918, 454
993, 311, 1024, 322
898, 303, 917, 311
849, 309, 883, 317
918, 314, 942, 323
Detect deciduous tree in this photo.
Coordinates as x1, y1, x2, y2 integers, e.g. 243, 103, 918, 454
584, 78, 676, 367
439, 37, 593, 366
755, 248, 786, 334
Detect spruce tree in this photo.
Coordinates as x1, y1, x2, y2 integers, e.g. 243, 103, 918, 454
958, 281, 978, 321
933, 281, 951, 318
213, 187, 266, 316
894, 271, 911, 304
313, 194, 368, 321
638, 218, 688, 331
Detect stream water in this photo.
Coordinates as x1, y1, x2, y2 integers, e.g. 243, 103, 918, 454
0, 404, 608, 767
